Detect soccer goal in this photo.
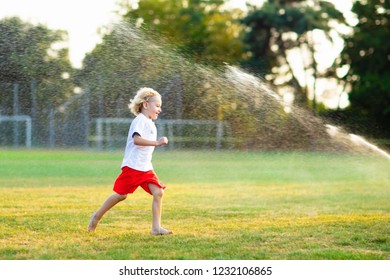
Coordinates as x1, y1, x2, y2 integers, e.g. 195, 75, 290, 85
93, 118, 232, 150
0, 115, 32, 148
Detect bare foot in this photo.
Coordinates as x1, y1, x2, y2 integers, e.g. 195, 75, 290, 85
151, 227, 173, 235
88, 213, 99, 232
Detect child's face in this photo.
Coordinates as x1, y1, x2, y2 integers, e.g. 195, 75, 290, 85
143, 95, 162, 120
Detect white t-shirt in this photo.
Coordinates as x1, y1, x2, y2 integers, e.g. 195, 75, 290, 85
121, 113, 157, 171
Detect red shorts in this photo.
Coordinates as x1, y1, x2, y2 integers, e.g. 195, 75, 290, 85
113, 166, 166, 195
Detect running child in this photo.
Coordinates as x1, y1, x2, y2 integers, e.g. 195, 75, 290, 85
88, 87, 173, 235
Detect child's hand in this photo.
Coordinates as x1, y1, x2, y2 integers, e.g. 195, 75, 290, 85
157, 137, 168, 146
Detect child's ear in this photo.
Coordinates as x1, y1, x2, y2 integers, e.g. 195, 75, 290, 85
143, 101, 148, 109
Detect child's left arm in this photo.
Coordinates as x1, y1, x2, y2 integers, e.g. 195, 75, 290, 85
133, 135, 168, 147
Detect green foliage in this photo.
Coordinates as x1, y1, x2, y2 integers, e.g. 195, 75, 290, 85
1, 18, 62, 81
241, 0, 346, 108
0, 149, 389, 259
0, 17, 75, 145
0, 17, 73, 90
120, 0, 244, 65
340, 0, 390, 137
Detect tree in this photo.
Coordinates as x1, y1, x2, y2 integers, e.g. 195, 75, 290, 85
241, 0, 346, 110
0, 17, 74, 144
118, 0, 244, 65
0, 17, 72, 82
339, 0, 390, 137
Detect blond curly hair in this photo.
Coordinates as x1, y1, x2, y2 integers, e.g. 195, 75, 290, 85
128, 87, 161, 116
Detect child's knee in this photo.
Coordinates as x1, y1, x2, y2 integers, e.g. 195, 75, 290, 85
155, 189, 164, 199
150, 185, 164, 198
157, 189, 164, 198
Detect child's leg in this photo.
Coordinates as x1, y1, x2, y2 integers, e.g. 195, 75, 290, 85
88, 193, 127, 232
149, 183, 173, 235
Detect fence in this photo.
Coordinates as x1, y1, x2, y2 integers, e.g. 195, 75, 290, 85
1, 78, 233, 150
94, 118, 232, 150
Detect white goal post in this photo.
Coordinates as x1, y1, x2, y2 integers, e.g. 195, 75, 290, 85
0, 115, 32, 148
94, 118, 231, 150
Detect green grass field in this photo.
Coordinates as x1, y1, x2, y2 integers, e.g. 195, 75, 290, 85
0, 148, 389, 260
